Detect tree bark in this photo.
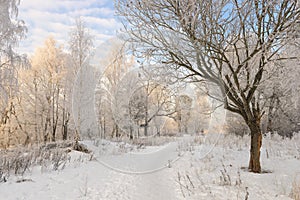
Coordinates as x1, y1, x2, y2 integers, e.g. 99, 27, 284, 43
144, 123, 148, 136
248, 120, 262, 173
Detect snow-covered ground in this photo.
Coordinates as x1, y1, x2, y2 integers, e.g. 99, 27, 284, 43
0, 133, 299, 200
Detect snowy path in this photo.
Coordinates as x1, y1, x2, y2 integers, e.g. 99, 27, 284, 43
95, 141, 182, 199
0, 141, 184, 200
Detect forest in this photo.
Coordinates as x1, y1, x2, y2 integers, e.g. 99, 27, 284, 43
0, 0, 300, 199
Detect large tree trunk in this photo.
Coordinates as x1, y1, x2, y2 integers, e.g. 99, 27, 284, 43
247, 120, 262, 173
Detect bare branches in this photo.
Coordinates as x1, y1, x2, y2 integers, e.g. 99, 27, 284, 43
116, 0, 300, 120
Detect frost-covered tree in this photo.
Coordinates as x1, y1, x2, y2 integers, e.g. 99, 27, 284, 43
0, 0, 26, 147
262, 38, 300, 136
189, 86, 211, 134
69, 18, 95, 139
0, 0, 26, 96
69, 18, 93, 74
95, 39, 133, 138
9, 36, 80, 145
128, 70, 175, 137
25, 37, 68, 142
116, 0, 300, 172
0, 0, 26, 63
174, 94, 192, 134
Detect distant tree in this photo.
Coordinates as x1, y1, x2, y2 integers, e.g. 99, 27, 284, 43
116, 0, 300, 172
13, 37, 81, 145
189, 85, 212, 134
69, 18, 94, 139
262, 38, 300, 136
69, 18, 94, 74
27, 37, 67, 142
175, 94, 192, 134
95, 39, 133, 138
128, 70, 175, 137
60, 54, 73, 140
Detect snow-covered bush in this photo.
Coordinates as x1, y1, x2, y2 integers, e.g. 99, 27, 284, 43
0, 141, 81, 182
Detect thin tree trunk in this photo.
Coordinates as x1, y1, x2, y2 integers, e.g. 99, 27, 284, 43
267, 94, 275, 133
129, 126, 133, 140
116, 124, 119, 137
102, 116, 106, 139
62, 112, 69, 140
112, 124, 120, 138
34, 72, 39, 143
44, 116, 50, 143
144, 123, 148, 136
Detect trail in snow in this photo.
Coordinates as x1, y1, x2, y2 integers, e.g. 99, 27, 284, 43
0, 139, 185, 200
93, 140, 183, 199
97, 141, 181, 174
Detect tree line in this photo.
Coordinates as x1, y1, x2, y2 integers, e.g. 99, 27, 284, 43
1, 0, 300, 173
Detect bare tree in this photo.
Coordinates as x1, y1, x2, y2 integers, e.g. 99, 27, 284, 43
20, 37, 66, 142
128, 70, 175, 137
262, 40, 300, 136
116, 0, 300, 172
69, 18, 94, 139
174, 94, 192, 134
95, 39, 133, 139
189, 86, 211, 134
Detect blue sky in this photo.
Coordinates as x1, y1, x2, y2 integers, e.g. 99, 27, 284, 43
18, 0, 121, 54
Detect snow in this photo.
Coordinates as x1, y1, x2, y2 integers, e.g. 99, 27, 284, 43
0, 133, 299, 200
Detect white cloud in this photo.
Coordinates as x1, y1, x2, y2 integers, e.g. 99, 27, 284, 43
20, 0, 106, 12
17, 0, 120, 54
69, 7, 114, 17
82, 16, 121, 30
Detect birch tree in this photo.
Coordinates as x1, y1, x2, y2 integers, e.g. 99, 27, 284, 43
69, 18, 94, 139
116, 0, 300, 172
29, 37, 67, 142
